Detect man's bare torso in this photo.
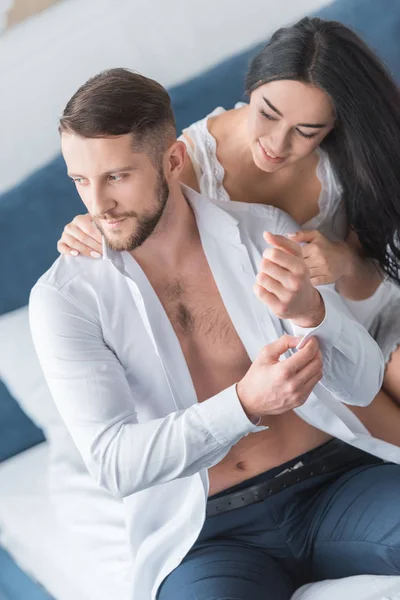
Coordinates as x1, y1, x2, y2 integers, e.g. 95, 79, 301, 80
144, 241, 331, 496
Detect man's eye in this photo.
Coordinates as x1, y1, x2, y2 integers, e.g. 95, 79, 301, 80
260, 109, 276, 121
109, 174, 123, 182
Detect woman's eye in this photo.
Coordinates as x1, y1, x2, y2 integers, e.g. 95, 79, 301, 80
260, 109, 276, 121
296, 129, 317, 140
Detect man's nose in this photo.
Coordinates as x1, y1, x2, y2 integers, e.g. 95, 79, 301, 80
89, 182, 115, 218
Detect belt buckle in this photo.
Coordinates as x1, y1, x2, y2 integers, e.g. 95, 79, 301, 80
274, 460, 304, 478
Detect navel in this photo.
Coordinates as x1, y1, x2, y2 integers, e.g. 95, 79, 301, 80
235, 461, 248, 471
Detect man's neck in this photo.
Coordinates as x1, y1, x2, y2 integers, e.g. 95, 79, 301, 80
132, 185, 200, 272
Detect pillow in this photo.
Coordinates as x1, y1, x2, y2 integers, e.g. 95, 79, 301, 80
0, 307, 61, 435
170, 42, 262, 134
0, 379, 44, 462
0, 156, 83, 315
0, 305, 49, 462
318, 0, 400, 82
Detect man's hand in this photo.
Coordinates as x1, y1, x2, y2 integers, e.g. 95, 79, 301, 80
237, 335, 323, 422
254, 232, 325, 328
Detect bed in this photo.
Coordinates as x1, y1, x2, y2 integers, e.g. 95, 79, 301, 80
1, 0, 400, 597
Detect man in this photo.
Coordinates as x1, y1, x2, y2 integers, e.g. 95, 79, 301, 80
30, 68, 400, 600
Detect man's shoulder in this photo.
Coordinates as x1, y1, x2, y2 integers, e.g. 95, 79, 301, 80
34, 254, 105, 292
30, 254, 118, 320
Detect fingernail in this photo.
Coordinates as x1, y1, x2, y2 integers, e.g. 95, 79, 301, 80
296, 338, 306, 350
90, 251, 101, 258
286, 233, 297, 238
70, 250, 79, 256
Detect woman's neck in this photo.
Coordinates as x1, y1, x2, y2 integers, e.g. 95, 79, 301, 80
209, 104, 261, 177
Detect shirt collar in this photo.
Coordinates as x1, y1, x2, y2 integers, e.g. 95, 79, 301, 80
181, 184, 240, 242
102, 236, 125, 270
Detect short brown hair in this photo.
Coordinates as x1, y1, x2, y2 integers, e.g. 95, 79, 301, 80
59, 68, 176, 163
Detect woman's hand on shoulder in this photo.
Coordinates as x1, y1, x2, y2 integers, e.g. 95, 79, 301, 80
57, 214, 103, 258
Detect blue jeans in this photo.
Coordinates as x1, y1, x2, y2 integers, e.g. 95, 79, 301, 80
158, 441, 400, 599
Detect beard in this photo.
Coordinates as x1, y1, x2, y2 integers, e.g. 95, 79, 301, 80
95, 170, 170, 252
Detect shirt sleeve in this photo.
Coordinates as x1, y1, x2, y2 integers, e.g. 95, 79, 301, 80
273, 208, 384, 408
29, 283, 266, 499
284, 284, 384, 407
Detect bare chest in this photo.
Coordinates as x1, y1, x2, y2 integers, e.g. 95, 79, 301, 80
152, 265, 251, 402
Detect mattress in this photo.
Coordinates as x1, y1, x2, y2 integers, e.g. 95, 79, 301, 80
1, 444, 400, 600
0, 444, 91, 600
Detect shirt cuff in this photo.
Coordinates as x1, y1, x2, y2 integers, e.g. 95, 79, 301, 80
288, 287, 342, 351
195, 384, 268, 447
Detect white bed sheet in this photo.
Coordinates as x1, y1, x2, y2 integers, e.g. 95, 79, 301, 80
292, 577, 400, 600
1, 443, 400, 600
0, 443, 92, 600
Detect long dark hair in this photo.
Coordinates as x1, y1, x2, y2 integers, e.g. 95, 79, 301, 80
246, 17, 400, 284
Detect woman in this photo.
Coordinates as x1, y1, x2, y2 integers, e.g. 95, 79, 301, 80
58, 17, 400, 442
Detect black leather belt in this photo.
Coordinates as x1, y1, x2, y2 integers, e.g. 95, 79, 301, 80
206, 443, 381, 518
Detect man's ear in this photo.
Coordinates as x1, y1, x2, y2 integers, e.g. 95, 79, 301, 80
166, 140, 186, 180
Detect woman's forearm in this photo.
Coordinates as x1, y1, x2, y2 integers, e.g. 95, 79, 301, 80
335, 246, 382, 300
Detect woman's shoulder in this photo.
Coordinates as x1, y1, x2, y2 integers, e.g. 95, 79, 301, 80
180, 102, 247, 140
180, 106, 226, 139
178, 106, 225, 167
179, 106, 238, 202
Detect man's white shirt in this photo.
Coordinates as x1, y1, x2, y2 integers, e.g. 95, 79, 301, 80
30, 185, 400, 600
